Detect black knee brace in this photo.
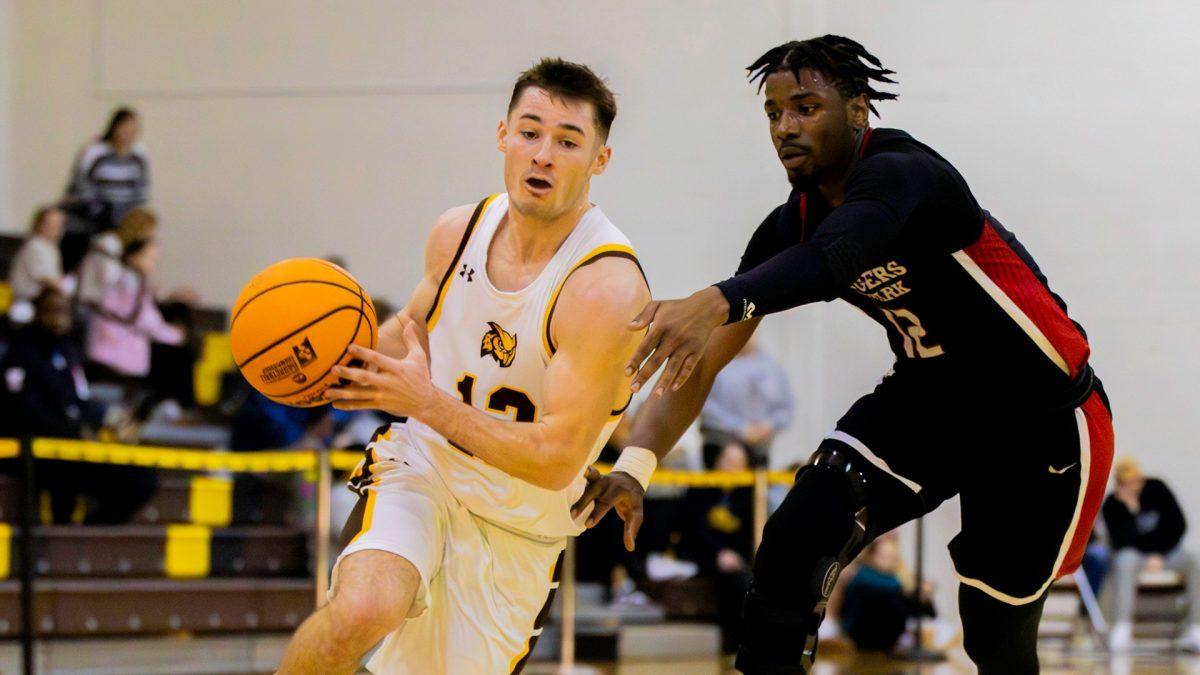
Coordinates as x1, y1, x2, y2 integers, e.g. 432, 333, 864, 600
735, 442, 871, 675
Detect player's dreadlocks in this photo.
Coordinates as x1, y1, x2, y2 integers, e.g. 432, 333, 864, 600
747, 35, 898, 117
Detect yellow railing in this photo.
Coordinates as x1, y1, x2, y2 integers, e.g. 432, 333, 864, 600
7, 438, 796, 487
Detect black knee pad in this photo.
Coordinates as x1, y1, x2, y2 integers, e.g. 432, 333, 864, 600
737, 442, 872, 674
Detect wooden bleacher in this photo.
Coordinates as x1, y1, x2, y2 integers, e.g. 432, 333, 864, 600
0, 455, 317, 641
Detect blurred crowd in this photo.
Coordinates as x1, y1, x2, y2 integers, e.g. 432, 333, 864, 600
2, 107, 1197, 660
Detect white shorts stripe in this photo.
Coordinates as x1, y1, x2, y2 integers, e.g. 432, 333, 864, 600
827, 430, 923, 494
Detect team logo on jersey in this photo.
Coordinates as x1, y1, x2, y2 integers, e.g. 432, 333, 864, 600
480, 321, 518, 367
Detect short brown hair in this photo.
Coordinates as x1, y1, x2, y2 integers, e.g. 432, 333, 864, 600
117, 207, 158, 246
508, 58, 617, 141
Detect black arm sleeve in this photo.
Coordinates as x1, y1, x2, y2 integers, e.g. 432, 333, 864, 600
716, 152, 934, 324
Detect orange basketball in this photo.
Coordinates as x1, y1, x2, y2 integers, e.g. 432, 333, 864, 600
230, 258, 377, 407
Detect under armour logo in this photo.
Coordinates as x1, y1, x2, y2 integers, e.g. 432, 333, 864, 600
459, 264, 475, 282
740, 300, 756, 321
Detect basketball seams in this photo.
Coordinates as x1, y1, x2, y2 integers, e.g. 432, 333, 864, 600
235, 305, 364, 370
232, 279, 366, 328
233, 258, 379, 407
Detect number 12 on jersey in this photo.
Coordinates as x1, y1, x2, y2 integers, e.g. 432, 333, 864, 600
880, 307, 945, 359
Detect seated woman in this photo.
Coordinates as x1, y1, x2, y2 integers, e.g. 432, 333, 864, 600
85, 236, 186, 418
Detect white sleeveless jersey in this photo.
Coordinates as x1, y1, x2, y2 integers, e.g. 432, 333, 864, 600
400, 192, 638, 538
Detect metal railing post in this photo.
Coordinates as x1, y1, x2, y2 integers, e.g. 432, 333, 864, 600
559, 537, 577, 670
753, 468, 769, 551
314, 449, 333, 607
19, 437, 36, 675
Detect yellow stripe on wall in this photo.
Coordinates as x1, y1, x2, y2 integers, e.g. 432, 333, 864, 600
165, 524, 212, 578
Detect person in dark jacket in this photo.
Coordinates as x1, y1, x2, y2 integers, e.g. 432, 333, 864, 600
1102, 457, 1200, 652
679, 441, 756, 654
0, 289, 155, 523
840, 536, 934, 652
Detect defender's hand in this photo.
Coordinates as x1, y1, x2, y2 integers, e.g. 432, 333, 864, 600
570, 467, 646, 552
625, 286, 729, 396
327, 324, 434, 417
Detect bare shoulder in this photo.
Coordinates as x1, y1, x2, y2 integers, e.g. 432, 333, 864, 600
555, 256, 651, 336
424, 203, 478, 275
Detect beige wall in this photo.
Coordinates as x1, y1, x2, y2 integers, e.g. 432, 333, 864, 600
9, 0, 1200, 617
0, 0, 13, 231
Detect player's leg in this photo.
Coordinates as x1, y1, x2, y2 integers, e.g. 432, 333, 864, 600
736, 380, 955, 674
278, 549, 420, 673
281, 447, 449, 673
952, 389, 1114, 671
736, 446, 944, 673
959, 583, 1047, 674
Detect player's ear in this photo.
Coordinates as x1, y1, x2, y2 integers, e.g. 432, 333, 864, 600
846, 94, 869, 130
591, 143, 612, 176
496, 119, 508, 153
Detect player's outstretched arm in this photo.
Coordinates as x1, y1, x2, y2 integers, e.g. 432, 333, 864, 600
373, 203, 477, 360
331, 256, 650, 491
568, 317, 760, 549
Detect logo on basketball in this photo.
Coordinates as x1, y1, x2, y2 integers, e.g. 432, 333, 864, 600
480, 321, 517, 367
292, 337, 318, 368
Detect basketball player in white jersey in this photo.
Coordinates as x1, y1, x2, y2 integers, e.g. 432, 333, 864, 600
277, 59, 650, 674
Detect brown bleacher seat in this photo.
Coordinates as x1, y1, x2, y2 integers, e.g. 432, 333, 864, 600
5, 525, 307, 578
0, 578, 312, 637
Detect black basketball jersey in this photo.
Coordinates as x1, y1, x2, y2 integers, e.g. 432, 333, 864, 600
718, 128, 1093, 410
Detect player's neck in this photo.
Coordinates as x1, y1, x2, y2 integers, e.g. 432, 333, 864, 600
500, 199, 590, 264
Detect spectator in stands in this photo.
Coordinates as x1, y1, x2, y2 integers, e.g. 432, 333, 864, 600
7, 206, 66, 323
85, 236, 185, 381
77, 206, 158, 318
60, 107, 151, 270
1103, 457, 1200, 652
0, 288, 153, 523
678, 441, 755, 653
699, 337, 794, 467
839, 536, 935, 653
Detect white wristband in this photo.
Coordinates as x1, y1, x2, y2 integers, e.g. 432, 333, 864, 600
612, 446, 658, 492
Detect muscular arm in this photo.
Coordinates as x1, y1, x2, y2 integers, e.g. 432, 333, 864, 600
626, 317, 760, 460
416, 258, 649, 490
715, 152, 934, 323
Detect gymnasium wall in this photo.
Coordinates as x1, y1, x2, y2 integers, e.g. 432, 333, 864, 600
0, 0, 14, 232
7, 1, 1200, 615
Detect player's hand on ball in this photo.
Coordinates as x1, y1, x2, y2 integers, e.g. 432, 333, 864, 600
570, 467, 645, 552
328, 323, 434, 417
626, 286, 729, 396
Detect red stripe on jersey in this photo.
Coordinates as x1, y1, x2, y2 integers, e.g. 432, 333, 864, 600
1057, 393, 1114, 577
963, 220, 1091, 378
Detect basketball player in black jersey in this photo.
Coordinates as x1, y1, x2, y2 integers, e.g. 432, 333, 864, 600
572, 36, 1114, 673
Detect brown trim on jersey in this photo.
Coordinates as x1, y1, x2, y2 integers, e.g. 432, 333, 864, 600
424, 195, 493, 329
543, 249, 648, 356
509, 549, 566, 674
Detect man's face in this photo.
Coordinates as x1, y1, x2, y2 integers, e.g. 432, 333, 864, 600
498, 87, 611, 222
36, 292, 72, 336
762, 68, 866, 187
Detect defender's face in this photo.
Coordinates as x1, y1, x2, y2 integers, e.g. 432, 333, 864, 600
763, 68, 863, 187
498, 87, 610, 221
